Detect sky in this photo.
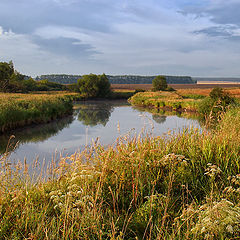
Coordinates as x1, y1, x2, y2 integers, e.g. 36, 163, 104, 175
0, 0, 240, 77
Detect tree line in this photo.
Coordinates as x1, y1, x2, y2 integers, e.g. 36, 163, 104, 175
37, 74, 195, 84
0, 61, 112, 97
0, 61, 66, 92
0, 61, 176, 96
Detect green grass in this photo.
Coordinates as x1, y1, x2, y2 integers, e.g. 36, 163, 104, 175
0, 93, 74, 132
129, 91, 201, 111
0, 107, 239, 239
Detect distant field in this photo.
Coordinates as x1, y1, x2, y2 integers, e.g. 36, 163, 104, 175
197, 81, 240, 84
111, 83, 240, 98
112, 83, 240, 90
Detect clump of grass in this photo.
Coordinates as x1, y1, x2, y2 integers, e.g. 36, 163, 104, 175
0, 107, 239, 239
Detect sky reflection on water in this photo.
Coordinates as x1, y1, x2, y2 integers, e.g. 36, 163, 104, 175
0, 100, 201, 165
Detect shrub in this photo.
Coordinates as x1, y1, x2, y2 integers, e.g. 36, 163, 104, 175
198, 87, 235, 122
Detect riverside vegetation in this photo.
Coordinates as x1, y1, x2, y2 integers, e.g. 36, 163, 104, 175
1, 64, 240, 239
0, 61, 133, 132
0, 93, 77, 133
0, 105, 239, 239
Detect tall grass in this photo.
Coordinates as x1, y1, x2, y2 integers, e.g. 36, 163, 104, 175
129, 91, 201, 111
0, 93, 75, 132
0, 107, 239, 239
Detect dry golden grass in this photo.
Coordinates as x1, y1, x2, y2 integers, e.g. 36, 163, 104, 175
0, 91, 78, 102
111, 83, 240, 91
111, 84, 240, 99
177, 88, 240, 98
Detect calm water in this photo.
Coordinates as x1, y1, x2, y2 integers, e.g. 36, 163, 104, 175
0, 100, 201, 165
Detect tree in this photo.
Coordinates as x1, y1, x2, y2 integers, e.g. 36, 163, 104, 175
97, 73, 111, 97
23, 78, 38, 92
77, 74, 111, 98
0, 61, 14, 92
152, 75, 168, 91
78, 74, 99, 97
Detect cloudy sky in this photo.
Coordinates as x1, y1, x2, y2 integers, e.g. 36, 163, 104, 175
0, 0, 240, 77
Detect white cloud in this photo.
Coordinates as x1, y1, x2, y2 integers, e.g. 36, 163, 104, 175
1, 1, 240, 77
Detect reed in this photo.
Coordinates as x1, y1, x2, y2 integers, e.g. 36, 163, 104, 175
0, 107, 239, 239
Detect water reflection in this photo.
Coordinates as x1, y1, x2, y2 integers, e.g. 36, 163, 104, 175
132, 105, 200, 122
77, 102, 113, 126
0, 100, 201, 163
152, 115, 167, 124
0, 115, 74, 154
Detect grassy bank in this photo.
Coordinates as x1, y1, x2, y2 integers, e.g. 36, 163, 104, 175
0, 107, 239, 239
0, 93, 76, 133
129, 91, 203, 111
0, 90, 135, 133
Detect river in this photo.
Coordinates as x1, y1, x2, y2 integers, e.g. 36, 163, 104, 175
0, 100, 201, 165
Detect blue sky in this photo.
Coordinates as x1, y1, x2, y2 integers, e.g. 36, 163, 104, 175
0, 0, 240, 77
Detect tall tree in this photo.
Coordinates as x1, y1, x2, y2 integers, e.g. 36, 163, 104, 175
152, 75, 168, 91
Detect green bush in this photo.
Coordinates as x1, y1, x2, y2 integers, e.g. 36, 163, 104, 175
198, 88, 235, 122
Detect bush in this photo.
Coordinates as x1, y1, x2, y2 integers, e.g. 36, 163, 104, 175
198, 87, 235, 122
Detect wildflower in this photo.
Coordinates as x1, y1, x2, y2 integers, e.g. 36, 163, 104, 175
204, 163, 222, 178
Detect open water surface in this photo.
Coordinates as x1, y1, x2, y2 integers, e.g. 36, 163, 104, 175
0, 100, 201, 165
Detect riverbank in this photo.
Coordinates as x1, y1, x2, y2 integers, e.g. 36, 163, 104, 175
0, 106, 239, 239
0, 90, 134, 133
129, 91, 203, 112
0, 92, 76, 133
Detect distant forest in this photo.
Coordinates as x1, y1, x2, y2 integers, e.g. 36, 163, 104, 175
36, 74, 196, 84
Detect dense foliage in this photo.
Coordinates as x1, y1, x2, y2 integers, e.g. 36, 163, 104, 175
0, 61, 67, 92
77, 73, 111, 98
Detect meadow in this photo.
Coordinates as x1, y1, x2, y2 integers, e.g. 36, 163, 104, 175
0, 92, 78, 133
129, 91, 202, 112
112, 84, 240, 98
0, 105, 239, 239
0, 86, 240, 239
128, 85, 240, 113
